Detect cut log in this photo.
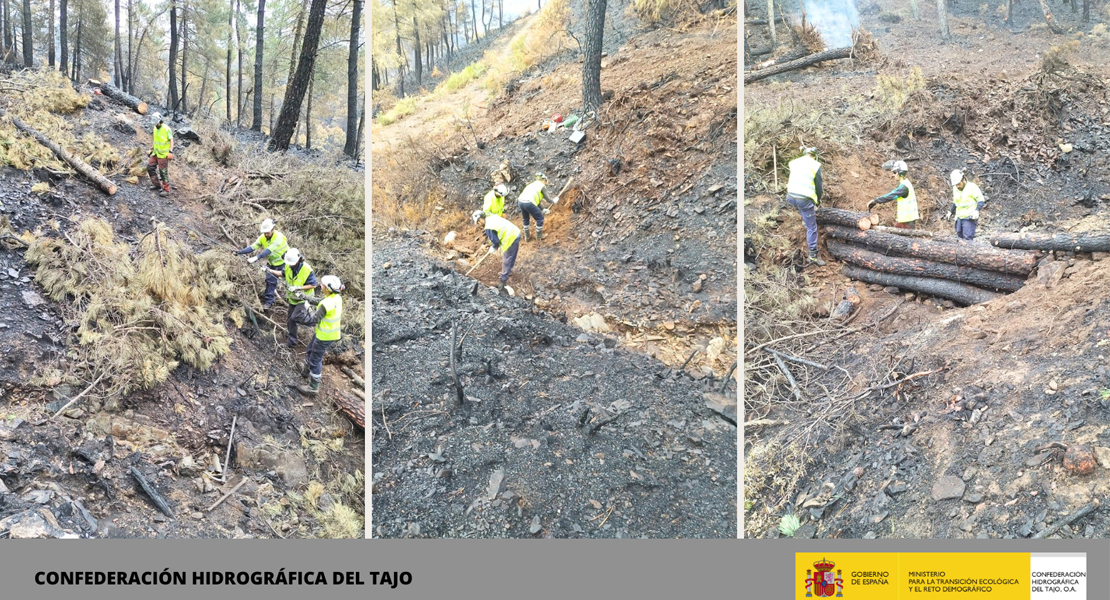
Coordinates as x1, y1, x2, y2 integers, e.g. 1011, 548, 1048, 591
871, 225, 934, 239
842, 265, 1001, 305
815, 207, 876, 230
825, 225, 1036, 275
88, 79, 148, 114
990, 231, 1110, 253
828, 240, 1026, 292
334, 393, 365, 429
870, 214, 880, 226
0, 109, 117, 195
744, 46, 853, 84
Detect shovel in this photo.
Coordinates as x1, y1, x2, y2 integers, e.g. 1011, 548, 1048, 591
466, 247, 495, 276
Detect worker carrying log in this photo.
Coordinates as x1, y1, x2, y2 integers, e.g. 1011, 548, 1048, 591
948, 170, 985, 241
785, 147, 826, 266
867, 160, 918, 229
472, 210, 521, 294
147, 114, 174, 196
296, 274, 344, 396
234, 218, 289, 311
483, 184, 508, 218
518, 172, 559, 242
269, 247, 318, 347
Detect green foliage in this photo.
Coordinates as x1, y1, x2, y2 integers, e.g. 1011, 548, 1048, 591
779, 514, 802, 537
24, 220, 235, 397
440, 62, 487, 93
377, 96, 416, 126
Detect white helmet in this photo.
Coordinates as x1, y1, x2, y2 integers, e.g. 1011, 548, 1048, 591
494, 184, 507, 196
950, 170, 964, 186
472, 210, 485, 224
803, 147, 818, 156
260, 218, 275, 233
152, 113, 163, 123
283, 247, 301, 265
320, 275, 343, 293
891, 160, 908, 174
535, 172, 548, 181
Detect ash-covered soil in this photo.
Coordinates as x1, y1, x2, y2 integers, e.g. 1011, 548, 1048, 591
370, 233, 736, 538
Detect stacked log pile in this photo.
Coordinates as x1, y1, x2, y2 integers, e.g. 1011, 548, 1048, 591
815, 208, 1044, 305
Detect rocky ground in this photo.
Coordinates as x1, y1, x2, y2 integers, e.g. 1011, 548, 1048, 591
370, 233, 735, 538
745, 0, 1110, 539
0, 83, 363, 539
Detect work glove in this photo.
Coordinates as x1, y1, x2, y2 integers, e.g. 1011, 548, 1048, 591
286, 283, 299, 292
294, 290, 306, 301
552, 196, 559, 204
247, 256, 259, 264
866, 200, 877, 211
168, 152, 174, 160
542, 209, 550, 215
969, 210, 979, 221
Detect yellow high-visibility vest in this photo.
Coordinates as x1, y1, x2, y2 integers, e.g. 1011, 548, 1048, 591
953, 181, 984, 219
284, 262, 313, 305
252, 232, 288, 267
483, 190, 505, 217
315, 294, 342, 341
787, 155, 820, 203
519, 180, 546, 206
895, 178, 919, 223
152, 125, 173, 158
485, 214, 520, 252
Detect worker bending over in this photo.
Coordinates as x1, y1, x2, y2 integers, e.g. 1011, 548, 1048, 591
949, 170, 985, 241
472, 210, 521, 294
867, 160, 918, 229
269, 247, 317, 347
234, 218, 289, 311
785, 147, 826, 266
518, 173, 558, 241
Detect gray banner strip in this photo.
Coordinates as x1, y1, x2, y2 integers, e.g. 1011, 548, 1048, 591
0, 539, 1104, 598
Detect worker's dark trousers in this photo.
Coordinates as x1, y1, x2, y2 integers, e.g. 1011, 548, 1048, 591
786, 194, 819, 252
519, 201, 544, 230
305, 336, 337, 382
955, 218, 977, 241
500, 238, 520, 284
286, 302, 310, 346
262, 263, 284, 306
146, 156, 170, 184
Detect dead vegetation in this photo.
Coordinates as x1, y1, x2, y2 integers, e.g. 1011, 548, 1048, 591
24, 219, 235, 398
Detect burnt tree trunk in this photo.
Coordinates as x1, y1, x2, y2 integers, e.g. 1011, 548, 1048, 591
89, 79, 148, 113
842, 265, 1001, 305
1038, 0, 1066, 32
168, 0, 179, 110
0, 109, 117, 195
582, 0, 607, 111
235, 0, 243, 124
990, 231, 1110, 253
180, 2, 188, 114
937, 0, 950, 39
824, 224, 1038, 275
744, 47, 853, 84
393, 0, 404, 98
815, 207, 876, 229
20, 0, 30, 66
268, 0, 326, 151
413, 10, 421, 87
48, 0, 54, 66
225, 0, 232, 120
344, 0, 361, 157
114, 0, 122, 84
60, 0, 67, 75
251, 0, 265, 131
828, 240, 1026, 293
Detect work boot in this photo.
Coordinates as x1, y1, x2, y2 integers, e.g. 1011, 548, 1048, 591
300, 362, 310, 378
149, 179, 161, 191
497, 282, 506, 295
297, 379, 320, 396
523, 229, 531, 242
808, 250, 826, 267
536, 228, 544, 240
160, 183, 170, 196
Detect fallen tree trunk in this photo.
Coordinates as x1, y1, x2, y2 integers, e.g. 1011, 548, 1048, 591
744, 46, 853, 84
815, 207, 877, 230
842, 265, 1001, 305
990, 231, 1110, 253
871, 225, 936, 239
88, 79, 149, 114
334, 393, 365, 429
825, 224, 1036, 275
828, 240, 1026, 292
0, 109, 118, 195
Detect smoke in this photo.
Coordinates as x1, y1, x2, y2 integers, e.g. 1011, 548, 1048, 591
800, 0, 860, 49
